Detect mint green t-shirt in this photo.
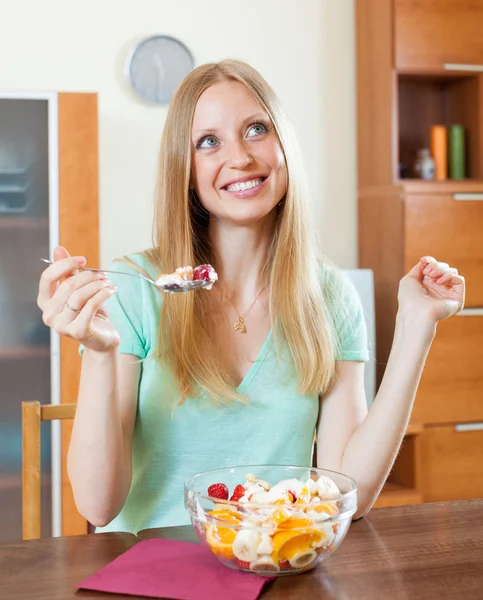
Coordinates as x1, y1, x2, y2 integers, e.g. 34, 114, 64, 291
92, 254, 369, 535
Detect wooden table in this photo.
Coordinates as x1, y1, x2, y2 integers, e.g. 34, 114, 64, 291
138, 499, 483, 599
1, 500, 482, 599
0, 532, 138, 600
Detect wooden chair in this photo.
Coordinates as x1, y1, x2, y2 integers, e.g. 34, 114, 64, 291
21, 401, 76, 540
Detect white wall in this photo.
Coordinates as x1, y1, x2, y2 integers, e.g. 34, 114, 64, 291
0, 0, 357, 268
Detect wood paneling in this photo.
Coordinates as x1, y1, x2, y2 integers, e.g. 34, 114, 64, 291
395, 0, 483, 70
358, 190, 405, 387
421, 426, 483, 502
356, 0, 396, 186
58, 93, 99, 536
412, 316, 483, 425
404, 194, 483, 306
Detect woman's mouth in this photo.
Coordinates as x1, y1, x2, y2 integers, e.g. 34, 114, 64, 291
222, 176, 268, 198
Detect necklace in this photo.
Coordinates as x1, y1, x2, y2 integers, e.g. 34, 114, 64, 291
223, 286, 266, 334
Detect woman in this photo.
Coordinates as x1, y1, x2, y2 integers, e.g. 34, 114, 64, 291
37, 60, 465, 533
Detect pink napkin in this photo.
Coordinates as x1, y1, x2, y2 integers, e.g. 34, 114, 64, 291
77, 537, 275, 600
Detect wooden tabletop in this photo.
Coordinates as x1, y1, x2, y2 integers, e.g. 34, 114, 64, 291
0, 532, 138, 600
138, 499, 483, 600
1, 500, 482, 599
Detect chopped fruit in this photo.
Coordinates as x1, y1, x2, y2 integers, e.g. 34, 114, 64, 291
176, 266, 194, 281
232, 529, 261, 562
249, 556, 280, 573
256, 533, 274, 555
208, 483, 229, 501
257, 479, 271, 491
203, 470, 344, 573
209, 509, 243, 522
193, 264, 217, 282
272, 531, 324, 563
155, 263, 217, 290
230, 484, 246, 502
288, 549, 317, 569
205, 511, 242, 561
277, 517, 313, 530
308, 502, 339, 517
270, 509, 291, 527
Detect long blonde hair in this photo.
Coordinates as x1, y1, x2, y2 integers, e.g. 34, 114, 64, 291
145, 59, 341, 404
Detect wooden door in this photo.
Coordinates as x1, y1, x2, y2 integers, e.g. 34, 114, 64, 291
395, 0, 483, 70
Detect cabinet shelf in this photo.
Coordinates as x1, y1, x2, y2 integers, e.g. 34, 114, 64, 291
374, 483, 423, 508
0, 346, 50, 360
0, 216, 48, 230
398, 72, 483, 181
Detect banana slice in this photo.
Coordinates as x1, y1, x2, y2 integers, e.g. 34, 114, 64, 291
257, 479, 271, 491
232, 529, 261, 562
257, 533, 274, 555
245, 473, 271, 491
246, 473, 257, 484
249, 555, 280, 573
288, 549, 317, 569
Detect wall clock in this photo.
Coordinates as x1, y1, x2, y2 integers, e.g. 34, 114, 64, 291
125, 35, 194, 105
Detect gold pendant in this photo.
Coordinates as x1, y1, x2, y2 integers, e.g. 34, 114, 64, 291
234, 317, 247, 333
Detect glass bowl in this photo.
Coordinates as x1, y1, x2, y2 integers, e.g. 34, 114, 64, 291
184, 465, 357, 576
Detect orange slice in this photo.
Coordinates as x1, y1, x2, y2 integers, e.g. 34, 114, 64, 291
205, 510, 241, 560
276, 517, 313, 530
308, 502, 339, 517
277, 532, 324, 561
272, 528, 324, 562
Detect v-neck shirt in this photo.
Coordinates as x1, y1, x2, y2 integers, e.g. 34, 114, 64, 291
92, 253, 369, 534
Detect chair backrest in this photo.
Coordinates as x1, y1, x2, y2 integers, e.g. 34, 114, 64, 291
21, 401, 76, 540
343, 269, 376, 407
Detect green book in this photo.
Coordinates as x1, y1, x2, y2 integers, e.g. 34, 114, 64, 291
449, 125, 466, 180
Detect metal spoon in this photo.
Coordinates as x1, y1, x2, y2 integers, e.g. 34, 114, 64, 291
40, 259, 213, 293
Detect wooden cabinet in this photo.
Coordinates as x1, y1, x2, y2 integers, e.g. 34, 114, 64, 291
357, 1, 483, 508
404, 193, 483, 306
412, 315, 483, 425
0, 93, 97, 541
395, 0, 483, 71
420, 425, 483, 502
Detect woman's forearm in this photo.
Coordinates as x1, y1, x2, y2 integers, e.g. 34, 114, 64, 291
340, 312, 436, 518
67, 348, 132, 527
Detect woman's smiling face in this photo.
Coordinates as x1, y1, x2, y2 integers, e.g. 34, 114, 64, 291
191, 79, 288, 225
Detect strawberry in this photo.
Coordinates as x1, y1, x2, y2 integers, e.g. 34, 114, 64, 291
279, 560, 291, 570
236, 559, 251, 570
229, 484, 246, 502
207, 483, 229, 500
193, 264, 216, 281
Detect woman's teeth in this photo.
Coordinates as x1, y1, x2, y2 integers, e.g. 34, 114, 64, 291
226, 178, 264, 192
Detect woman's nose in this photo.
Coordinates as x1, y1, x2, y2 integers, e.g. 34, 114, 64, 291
226, 140, 254, 168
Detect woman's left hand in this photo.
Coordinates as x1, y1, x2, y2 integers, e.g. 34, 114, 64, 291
398, 256, 466, 323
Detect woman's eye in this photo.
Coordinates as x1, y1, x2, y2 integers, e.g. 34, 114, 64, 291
247, 124, 268, 138
198, 136, 219, 149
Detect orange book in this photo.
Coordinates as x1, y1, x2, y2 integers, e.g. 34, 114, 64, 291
430, 125, 447, 181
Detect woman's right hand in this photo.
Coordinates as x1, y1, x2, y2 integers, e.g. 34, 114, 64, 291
37, 246, 121, 353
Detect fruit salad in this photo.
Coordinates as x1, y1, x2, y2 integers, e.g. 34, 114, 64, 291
155, 264, 218, 290
202, 472, 342, 574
